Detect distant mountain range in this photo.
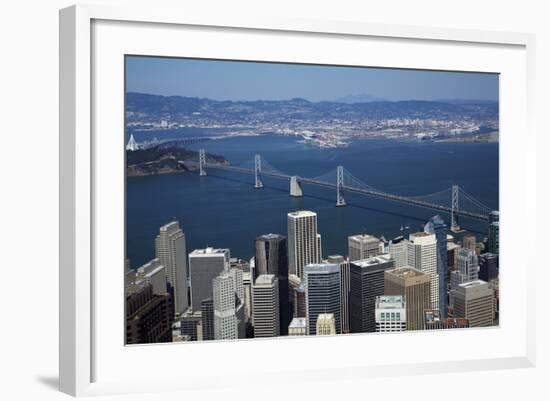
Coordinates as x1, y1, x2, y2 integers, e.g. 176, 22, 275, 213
126, 92, 498, 123
332, 93, 386, 103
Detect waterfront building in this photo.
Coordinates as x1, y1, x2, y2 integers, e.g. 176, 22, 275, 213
327, 255, 351, 334
424, 309, 469, 330
155, 221, 188, 315
288, 317, 307, 336
408, 232, 439, 310
252, 274, 280, 337
384, 267, 431, 331
453, 280, 494, 327
189, 247, 230, 311
304, 263, 341, 335
349, 254, 394, 333
316, 313, 337, 335
287, 211, 322, 279
488, 221, 499, 255
348, 234, 381, 262
479, 253, 499, 282
125, 283, 173, 344
200, 298, 214, 341
388, 236, 408, 268
424, 215, 448, 317
255, 233, 290, 334
375, 295, 407, 332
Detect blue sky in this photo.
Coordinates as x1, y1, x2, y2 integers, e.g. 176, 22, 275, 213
125, 56, 498, 102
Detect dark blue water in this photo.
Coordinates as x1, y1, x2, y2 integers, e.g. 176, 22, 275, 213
126, 134, 498, 269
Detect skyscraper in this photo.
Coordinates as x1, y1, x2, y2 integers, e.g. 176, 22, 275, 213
451, 248, 479, 289
136, 258, 167, 296
255, 233, 290, 334
453, 280, 494, 327
388, 236, 408, 268
213, 272, 238, 340
462, 233, 477, 252
252, 274, 280, 337
424, 215, 448, 317
155, 221, 188, 315
316, 313, 337, 335
488, 221, 499, 255
327, 255, 350, 334
189, 247, 230, 311
375, 295, 407, 332
287, 211, 322, 279
348, 234, 381, 262
479, 253, 499, 282
200, 298, 214, 341
384, 267, 431, 331
349, 254, 395, 333
304, 263, 341, 335
408, 232, 439, 310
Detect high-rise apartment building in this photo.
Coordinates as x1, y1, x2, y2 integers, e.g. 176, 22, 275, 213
384, 267, 431, 331
304, 263, 341, 335
424, 215, 448, 317
349, 254, 395, 333
348, 234, 381, 262
408, 232, 439, 310
252, 274, 280, 337
453, 280, 494, 327
287, 211, 322, 279
327, 255, 350, 334
189, 247, 230, 311
388, 236, 408, 268
316, 313, 337, 335
375, 295, 407, 332
255, 234, 290, 334
155, 221, 188, 315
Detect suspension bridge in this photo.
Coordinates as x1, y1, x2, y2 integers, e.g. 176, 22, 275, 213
195, 149, 496, 230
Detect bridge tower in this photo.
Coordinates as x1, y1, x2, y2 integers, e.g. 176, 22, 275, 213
199, 149, 207, 176
450, 185, 460, 231
336, 166, 346, 207
254, 154, 264, 188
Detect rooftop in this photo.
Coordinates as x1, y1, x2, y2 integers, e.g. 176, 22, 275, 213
352, 254, 392, 268
289, 317, 307, 328
254, 274, 277, 285
288, 210, 317, 218
189, 247, 229, 256
304, 263, 339, 274
386, 266, 426, 278
376, 295, 406, 309
349, 233, 379, 242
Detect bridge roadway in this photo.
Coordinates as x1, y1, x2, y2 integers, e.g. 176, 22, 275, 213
203, 163, 489, 222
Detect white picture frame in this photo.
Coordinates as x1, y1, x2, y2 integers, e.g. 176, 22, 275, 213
59, 3, 536, 397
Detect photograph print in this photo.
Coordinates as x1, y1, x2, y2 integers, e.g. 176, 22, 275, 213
124, 56, 499, 345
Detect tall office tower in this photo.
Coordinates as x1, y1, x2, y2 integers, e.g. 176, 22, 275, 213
349, 254, 395, 333
242, 271, 253, 323
447, 242, 459, 270
200, 298, 214, 341
424, 215, 449, 317
424, 310, 469, 330
287, 211, 322, 279
453, 280, 494, 327
488, 221, 499, 255
228, 267, 244, 304
462, 233, 477, 252
255, 234, 290, 334
136, 258, 167, 296
375, 295, 407, 332
288, 273, 301, 317
252, 274, 280, 337
408, 232, 439, 310
294, 283, 306, 318
316, 313, 337, 335
489, 210, 499, 224
348, 234, 381, 262
126, 284, 173, 344
212, 272, 238, 340
304, 263, 341, 335
389, 236, 409, 268
384, 267, 431, 331
451, 248, 479, 290
479, 253, 499, 282
288, 317, 307, 336
179, 310, 201, 341
189, 247, 230, 311
327, 255, 350, 334
155, 221, 188, 315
